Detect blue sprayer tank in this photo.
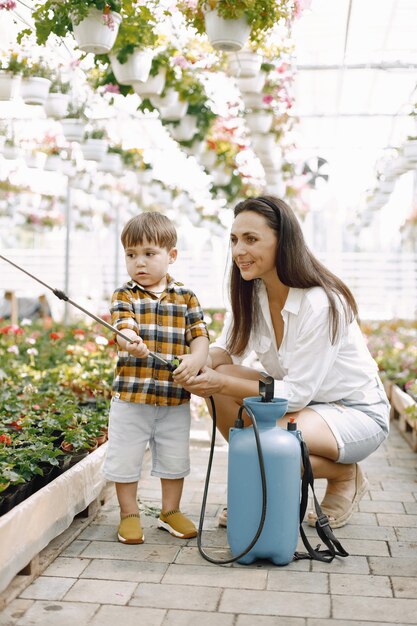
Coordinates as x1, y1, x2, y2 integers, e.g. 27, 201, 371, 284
227, 396, 301, 565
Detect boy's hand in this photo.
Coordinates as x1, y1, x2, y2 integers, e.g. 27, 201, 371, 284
126, 336, 149, 359
172, 354, 201, 385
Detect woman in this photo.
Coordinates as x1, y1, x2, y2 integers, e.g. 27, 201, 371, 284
181, 196, 390, 529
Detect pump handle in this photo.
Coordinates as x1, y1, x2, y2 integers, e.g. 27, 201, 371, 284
259, 372, 274, 402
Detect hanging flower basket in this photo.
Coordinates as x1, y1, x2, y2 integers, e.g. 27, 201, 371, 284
132, 69, 166, 97
150, 88, 180, 109
25, 152, 47, 170
110, 49, 154, 85
60, 118, 86, 143
236, 73, 266, 94
227, 50, 263, 77
137, 169, 153, 184
20, 77, 51, 106
245, 110, 273, 134
251, 132, 278, 155
204, 8, 251, 51
81, 139, 108, 162
72, 8, 122, 54
263, 165, 282, 185
167, 115, 198, 142
159, 99, 188, 122
211, 164, 232, 186
2, 144, 21, 160
44, 93, 70, 119
44, 154, 63, 171
199, 150, 217, 170
403, 139, 417, 161
241, 92, 268, 110
0, 71, 21, 101
100, 152, 122, 173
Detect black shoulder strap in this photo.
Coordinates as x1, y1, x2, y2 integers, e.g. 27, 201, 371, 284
294, 438, 349, 563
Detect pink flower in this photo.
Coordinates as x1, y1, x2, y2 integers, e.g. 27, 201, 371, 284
0, 1, 17, 10
262, 94, 274, 105
104, 83, 120, 94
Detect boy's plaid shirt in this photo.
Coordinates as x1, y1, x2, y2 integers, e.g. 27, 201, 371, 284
110, 275, 209, 406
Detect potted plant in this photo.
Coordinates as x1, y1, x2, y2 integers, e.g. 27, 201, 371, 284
20, 57, 52, 106
44, 74, 71, 119
178, 0, 293, 51
245, 107, 274, 133
0, 51, 23, 100
99, 144, 123, 173
227, 48, 263, 77
81, 128, 109, 161
132, 49, 170, 98
19, 0, 122, 54
403, 136, 417, 161
60, 101, 88, 143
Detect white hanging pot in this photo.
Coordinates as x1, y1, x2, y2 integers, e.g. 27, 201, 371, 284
110, 48, 154, 85
263, 166, 282, 185
204, 9, 251, 52
241, 92, 268, 110
44, 92, 70, 119
227, 51, 263, 78
265, 180, 286, 197
183, 139, 205, 157
3, 145, 21, 159
81, 139, 108, 161
236, 73, 266, 94
60, 118, 86, 143
150, 88, 180, 109
25, 152, 47, 170
245, 110, 273, 134
378, 179, 395, 195
137, 169, 153, 184
199, 150, 217, 170
403, 139, 417, 160
167, 115, 198, 142
0, 71, 21, 101
100, 152, 122, 173
251, 133, 278, 155
132, 69, 166, 97
44, 155, 63, 171
72, 8, 122, 54
258, 151, 282, 169
159, 99, 188, 121
20, 77, 51, 105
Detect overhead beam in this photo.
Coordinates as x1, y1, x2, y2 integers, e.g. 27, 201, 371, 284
296, 62, 417, 71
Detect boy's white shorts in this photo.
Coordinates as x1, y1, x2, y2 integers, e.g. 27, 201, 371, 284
102, 397, 191, 482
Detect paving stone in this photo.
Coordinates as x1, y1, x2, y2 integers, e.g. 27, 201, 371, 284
87, 604, 166, 626
369, 489, 416, 502
311, 555, 370, 575
376, 513, 417, 527
388, 540, 417, 557
130, 582, 221, 611
14, 601, 99, 626
329, 573, 392, 597
308, 620, 400, 626
19, 577, 77, 601
237, 617, 306, 626
267, 571, 328, 594
404, 501, 417, 514
0, 599, 34, 626
359, 500, 405, 513
395, 526, 417, 541
219, 589, 330, 618
162, 563, 267, 589
391, 576, 417, 598
334, 538, 389, 557
369, 556, 417, 576
163, 609, 235, 626
332, 595, 417, 623
80, 558, 167, 583
79, 540, 180, 562
174, 546, 231, 566
63, 578, 137, 605
60, 540, 90, 557
42, 557, 90, 578
325, 524, 396, 541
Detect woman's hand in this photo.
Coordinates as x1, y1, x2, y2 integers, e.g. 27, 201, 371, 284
181, 366, 223, 398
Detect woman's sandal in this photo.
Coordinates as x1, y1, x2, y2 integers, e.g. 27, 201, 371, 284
307, 464, 369, 529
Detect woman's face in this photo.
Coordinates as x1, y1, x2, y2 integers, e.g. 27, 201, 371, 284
230, 210, 278, 282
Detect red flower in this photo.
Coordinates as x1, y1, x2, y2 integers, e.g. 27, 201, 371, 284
0, 324, 24, 335
8, 419, 22, 429
49, 332, 63, 340
73, 329, 85, 336
0, 434, 12, 445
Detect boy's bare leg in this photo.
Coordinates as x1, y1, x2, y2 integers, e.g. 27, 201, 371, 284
160, 477, 184, 512
115, 481, 140, 516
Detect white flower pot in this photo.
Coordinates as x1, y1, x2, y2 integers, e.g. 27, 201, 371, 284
251, 133, 278, 155
20, 77, 51, 105
81, 139, 108, 161
245, 110, 273, 134
137, 169, 153, 184
100, 152, 122, 173
150, 88, 180, 109
25, 152, 47, 170
44, 92, 69, 119
167, 115, 198, 142
204, 9, 251, 52
265, 180, 286, 197
132, 69, 166, 97
60, 118, 86, 143
403, 139, 417, 161
263, 165, 282, 185
3, 145, 21, 159
241, 92, 268, 110
258, 151, 282, 169
110, 49, 154, 85
236, 73, 266, 94
199, 150, 217, 170
183, 140, 205, 157
44, 155, 63, 171
227, 51, 263, 78
72, 8, 122, 54
378, 179, 395, 195
159, 99, 188, 121
0, 72, 21, 100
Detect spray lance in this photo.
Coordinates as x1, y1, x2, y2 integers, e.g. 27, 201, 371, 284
0, 253, 179, 372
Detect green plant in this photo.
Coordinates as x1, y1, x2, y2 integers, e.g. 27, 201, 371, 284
49, 75, 71, 94
178, 0, 293, 45
84, 128, 108, 140
63, 101, 87, 120
21, 58, 53, 80
105, 0, 158, 63
18, 0, 122, 46
0, 51, 24, 75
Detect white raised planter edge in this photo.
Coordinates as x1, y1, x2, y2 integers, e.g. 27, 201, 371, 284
0, 443, 107, 594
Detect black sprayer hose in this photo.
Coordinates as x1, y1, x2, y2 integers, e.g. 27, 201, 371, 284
197, 397, 268, 565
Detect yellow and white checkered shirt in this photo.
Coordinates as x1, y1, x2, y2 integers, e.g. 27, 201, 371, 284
110, 275, 209, 406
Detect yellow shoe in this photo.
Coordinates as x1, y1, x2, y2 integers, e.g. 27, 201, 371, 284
117, 513, 144, 544
158, 510, 197, 538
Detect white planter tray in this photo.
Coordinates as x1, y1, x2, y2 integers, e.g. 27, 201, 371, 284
0, 443, 107, 594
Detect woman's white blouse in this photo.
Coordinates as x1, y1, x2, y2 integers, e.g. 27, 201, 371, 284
212, 284, 381, 412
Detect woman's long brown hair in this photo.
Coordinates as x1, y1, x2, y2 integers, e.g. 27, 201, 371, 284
227, 196, 358, 356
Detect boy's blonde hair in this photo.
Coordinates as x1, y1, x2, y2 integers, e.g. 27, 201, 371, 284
121, 212, 177, 250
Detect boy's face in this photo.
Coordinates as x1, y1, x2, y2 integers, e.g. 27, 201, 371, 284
124, 238, 177, 291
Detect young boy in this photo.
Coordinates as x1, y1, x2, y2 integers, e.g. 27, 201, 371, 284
103, 212, 209, 544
